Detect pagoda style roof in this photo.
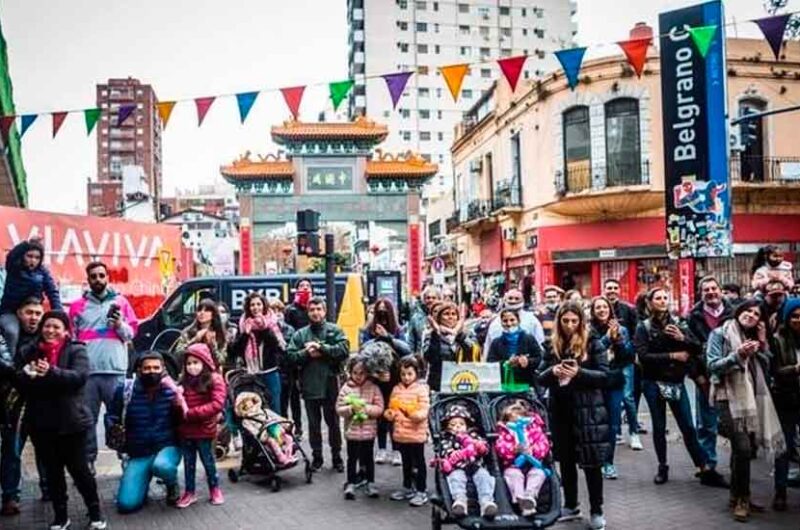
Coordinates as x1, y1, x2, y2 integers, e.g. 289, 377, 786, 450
366, 150, 438, 179
271, 116, 389, 144
220, 152, 293, 181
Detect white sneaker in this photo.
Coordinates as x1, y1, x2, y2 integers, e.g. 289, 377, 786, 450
615, 434, 624, 445
480, 500, 498, 517
518, 495, 537, 516
451, 498, 468, 517
409, 491, 429, 507
589, 513, 606, 529
629, 433, 644, 451
88, 520, 108, 530
390, 488, 415, 501
391, 451, 403, 466
375, 449, 388, 465
49, 520, 70, 530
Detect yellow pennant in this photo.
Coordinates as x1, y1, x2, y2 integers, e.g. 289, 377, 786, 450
439, 64, 469, 102
156, 101, 176, 128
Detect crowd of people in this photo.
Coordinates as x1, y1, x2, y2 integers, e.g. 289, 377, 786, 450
0, 238, 798, 529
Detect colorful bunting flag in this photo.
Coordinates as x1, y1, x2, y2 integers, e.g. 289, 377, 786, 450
195, 97, 216, 126
281, 86, 305, 119
0, 115, 15, 143
235, 92, 259, 124
497, 56, 528, 92
554, 47, 587, 90
84, 108, 102, 136
20, 114, 37, 138
156, 101, 176, 128
117, 104, 136, 126
329, 80, 354, 111
439, 64, 469, 102
52, 112, 68, 138
382, 72, 413, 109
617, 37, 652, 78
755, 14, 791, 60
688, 25, 717, 59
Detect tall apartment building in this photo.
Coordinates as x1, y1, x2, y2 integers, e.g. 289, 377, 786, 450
87, 78, 162, 218
347, 0, 577, 194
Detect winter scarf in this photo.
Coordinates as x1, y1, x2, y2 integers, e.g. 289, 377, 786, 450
713, 319, 786, 455
239, 313, 284, 374
38, 338, 67, 366
501, 329, 523, 357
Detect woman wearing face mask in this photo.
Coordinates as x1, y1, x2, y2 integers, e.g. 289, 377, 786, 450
16, 311, 106, 530
487, 309, 543, 392
589, 296, 638, 481
173, 299, 228, 369
634, 288, 725, 487
232, 292, 285, 410
422, 301, 479, 392
707, 299, 785, 522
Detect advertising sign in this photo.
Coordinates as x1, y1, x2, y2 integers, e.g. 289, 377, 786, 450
440, 362, 502, 394
659, 1, 731, 259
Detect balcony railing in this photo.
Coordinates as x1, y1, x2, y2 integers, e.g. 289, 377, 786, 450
555, 160, 650, 195
492, 180, 522, 210
446, 210, 460, 233
730, 155, 800, 184
466, 199, 492, 222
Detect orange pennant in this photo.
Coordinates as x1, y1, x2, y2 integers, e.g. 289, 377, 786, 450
156, 101, 176, 128
439, 64, 469, 102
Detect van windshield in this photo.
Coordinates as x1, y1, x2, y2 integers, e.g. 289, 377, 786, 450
163, 285, 218, 329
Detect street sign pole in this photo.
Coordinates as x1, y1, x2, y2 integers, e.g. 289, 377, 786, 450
325, 232, 336, 323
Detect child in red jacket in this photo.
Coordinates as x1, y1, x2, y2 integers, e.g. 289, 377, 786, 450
176, 343, 227, 509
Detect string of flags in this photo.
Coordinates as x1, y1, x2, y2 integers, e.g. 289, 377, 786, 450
1, 12, 796, 143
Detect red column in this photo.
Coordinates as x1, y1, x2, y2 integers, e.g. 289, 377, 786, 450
627, 260, 639, 303
677, 258, 696, 316
239, 218, 252, 275
534, 248, 554, 300
591, 262, 601, 297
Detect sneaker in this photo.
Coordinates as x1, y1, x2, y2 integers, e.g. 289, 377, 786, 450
409, 491, 429, 507
480, 500, 498, 518
559, 506, 581, 522
49, 519, 71, 530
654, 465, 669, 485
637, 426, 648, 435
391, 451, 403, 467
375, 449, 388, 465
589, 513, 607, 530
88, 520, 108, 530
733, 498, 749, 522
700, 468, 729, 489
451, 498, 468, 517
1, 499, 20, 516
629, 433, 644, 451
176, 492, 197, 509
601, 464, 618, 480
365, 483, 380, 498
390, 488, 415, 501
311, 457, 324, 472
518, 495, 537, 516
209, 487, 225, 506
344, 483, 356, 500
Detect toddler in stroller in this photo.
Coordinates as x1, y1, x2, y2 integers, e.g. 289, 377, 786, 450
234, 391, 297, 466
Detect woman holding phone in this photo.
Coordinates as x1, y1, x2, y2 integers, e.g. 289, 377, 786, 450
538, 302, 610, 530
634, 287, 726, 487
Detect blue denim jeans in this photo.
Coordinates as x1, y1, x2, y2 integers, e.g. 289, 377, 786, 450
181, 439, 218, 492
775, 415, 799, 491
621, 364, 640, 434
694, 384, 719, 469
85, 374, 124, 463
642, 379, 708, 468
1, 426, 48, 502
261, 370, 281, 411
604, 387, 624, 465
116, 446, 181, 513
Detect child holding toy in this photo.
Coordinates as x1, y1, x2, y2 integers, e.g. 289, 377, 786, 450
495, 400, 551, 516
336, 355, 385, 500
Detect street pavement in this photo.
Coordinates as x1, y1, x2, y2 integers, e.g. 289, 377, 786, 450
4, 420, 799, 530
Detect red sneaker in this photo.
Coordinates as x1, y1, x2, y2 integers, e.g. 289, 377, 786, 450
175, 492, 197, 509
209, 487, 225, 506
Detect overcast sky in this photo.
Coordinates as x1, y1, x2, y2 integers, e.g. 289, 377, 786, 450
1, 0, 780, 213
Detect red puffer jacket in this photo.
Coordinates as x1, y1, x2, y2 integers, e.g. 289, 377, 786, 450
178, 344, 227, 440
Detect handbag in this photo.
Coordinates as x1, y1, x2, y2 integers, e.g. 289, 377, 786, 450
501, 361, 530, 393
656, 381, 682, 402
106, 378, 135, 453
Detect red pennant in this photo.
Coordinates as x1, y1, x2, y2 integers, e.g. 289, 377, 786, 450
617, 37, 652, 78
281, 86, 305, 119
52, 112, 68, 138
0, 115, 15, 143
194, 97, 216, 126
497, 56, 528, 92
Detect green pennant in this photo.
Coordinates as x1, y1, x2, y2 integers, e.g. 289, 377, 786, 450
329, 80, 354, 111
84, 108, 102, 135
689, 25, 717, 58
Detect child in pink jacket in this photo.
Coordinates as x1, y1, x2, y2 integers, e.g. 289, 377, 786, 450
336, 355, 384, 500
494, 400, 551, 517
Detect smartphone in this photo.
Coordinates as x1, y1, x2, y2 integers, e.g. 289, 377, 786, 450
562, 358, 578, 368
107, 303, 120, 320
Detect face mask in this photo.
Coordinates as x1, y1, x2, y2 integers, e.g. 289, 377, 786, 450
140, 372, 163, 388
295, 290, 311, 306
546, 303, 559, 312
505, 301, 524, 311
186, 363, 203, 377
504, 326, 521, 335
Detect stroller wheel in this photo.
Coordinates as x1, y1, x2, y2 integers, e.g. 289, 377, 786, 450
271, 476, 282, 492
215, 445, 228, 460
305, 461, 313, 484
431, 506, 443, 530
228, 469, 239, 483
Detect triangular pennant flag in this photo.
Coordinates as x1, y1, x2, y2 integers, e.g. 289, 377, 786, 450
439, 64, 469, 102
554, 47, 587, 90
281, 86, 305, 119
156, 101, 176, 128
20, 114, 37, 138
52, 112, 68, 138
195, 97, 216, 126
117, 104, 136, 126
617, 37, 652, 78
688, 25, 717, 58
755, 14, 791, 61
0, 115, 15, 143
235, 92, 259, 124
84, 108, 102, 135
329, 80, 354, 111
497, 56, 527, 92
382, 72, 413, 109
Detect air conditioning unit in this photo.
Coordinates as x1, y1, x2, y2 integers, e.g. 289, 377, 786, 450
502, 227, 517, 241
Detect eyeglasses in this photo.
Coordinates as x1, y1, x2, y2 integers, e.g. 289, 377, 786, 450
89, 273, 107, 280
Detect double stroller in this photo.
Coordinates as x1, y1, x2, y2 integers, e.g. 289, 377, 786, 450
225, 369, 313, 491
429, 391, 561, 530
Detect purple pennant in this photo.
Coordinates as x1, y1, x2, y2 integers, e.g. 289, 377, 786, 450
382, 71, 413, 109
117, 104, 136, 126
755, 14, 791, 61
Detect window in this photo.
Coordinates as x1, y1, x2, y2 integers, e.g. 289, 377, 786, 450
437, 110, 443, 119
401, 131, 412, 141
738, 98, 768, 181
418, 87, 430, 97
511, 133, 522, 196
478, 6, 490, 18
417, 65, 429, 75
521, 8, 527, 16
499, 6, 510, 15
422, 154, 432, 162
460, 46, 472, 56
437, 132, 444, 141
535, 49, 545, 59
605, 98, 641, 186
397, 21, 408, 30
480, 47, 491, 60
398, 42, 409, 52
416, 22, 427, 32
434, 44, 441, 54
420, 131, 432, 141
500, 27, 512, 38
481, 68, 492, 78
418, 43, 428, 54
400, 108, 411, 118
462, 89, 473, 99
500, 48, 512, 57
397, 0, 408, 8
458, 3, 469, 13
480, 26, 490, 37
563, 106, 592, 192
420, 109, 431, 119
415, 1, 426, 10
522, 28, 528, 36
459, 25, 470, 36
534, 28, 545, 39
433, 2, 439, 11
436, 88, 442, 98
434, 23, 440, 33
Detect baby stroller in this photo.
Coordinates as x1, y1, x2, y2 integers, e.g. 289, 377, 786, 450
429, 391, 561, 530
225, 369, 313, 491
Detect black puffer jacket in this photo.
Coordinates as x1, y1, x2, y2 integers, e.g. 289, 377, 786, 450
634, 315, 702, 384
686, 300, 733, 381
538, 339, 610, 467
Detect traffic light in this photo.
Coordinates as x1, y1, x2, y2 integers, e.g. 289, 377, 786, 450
739, 108, 759, 148
297, 232, 320, 256
296, 209, 320, 232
